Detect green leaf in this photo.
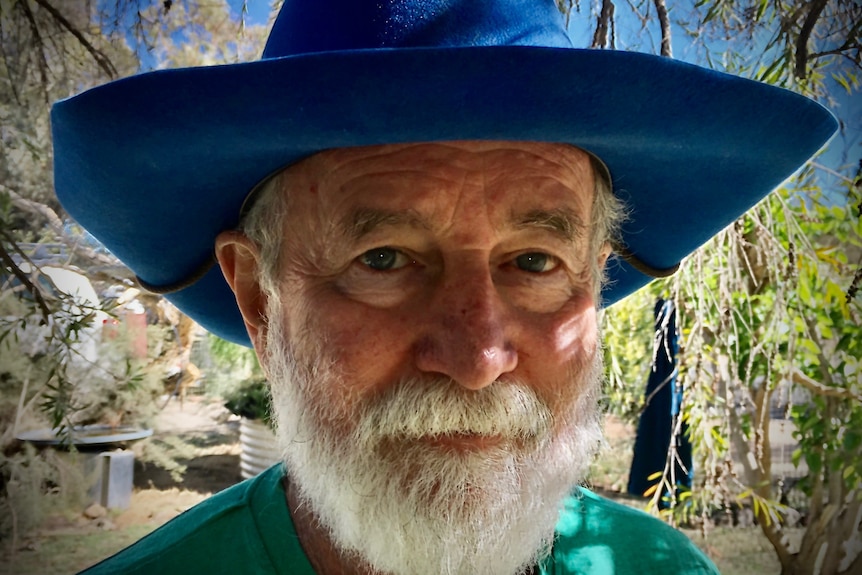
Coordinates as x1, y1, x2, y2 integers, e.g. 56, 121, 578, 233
798, 272, 812, 304
755, 0, 768, 21
798, 338, 820, 357
792, 447, 803, 467
844, 430, 862, 453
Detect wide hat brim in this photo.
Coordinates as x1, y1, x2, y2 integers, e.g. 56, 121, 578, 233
52, 46, 837, 345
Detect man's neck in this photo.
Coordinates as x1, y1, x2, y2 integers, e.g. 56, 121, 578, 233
284, 475, 380, 575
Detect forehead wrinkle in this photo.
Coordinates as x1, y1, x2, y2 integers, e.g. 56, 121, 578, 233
315, 145, 471, 188
330, 169, 460, 202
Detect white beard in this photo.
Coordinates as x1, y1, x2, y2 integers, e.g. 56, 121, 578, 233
265, 303, 604, 575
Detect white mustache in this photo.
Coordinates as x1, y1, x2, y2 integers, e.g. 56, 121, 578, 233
355, 378, 554, 442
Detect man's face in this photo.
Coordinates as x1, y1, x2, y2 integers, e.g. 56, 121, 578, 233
228, 141, 609, 575
271, 140, 604, 406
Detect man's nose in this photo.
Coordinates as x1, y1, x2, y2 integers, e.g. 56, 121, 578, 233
414, 264, 518, 390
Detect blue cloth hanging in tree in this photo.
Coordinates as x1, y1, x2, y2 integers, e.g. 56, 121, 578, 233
627, 299, 693, 506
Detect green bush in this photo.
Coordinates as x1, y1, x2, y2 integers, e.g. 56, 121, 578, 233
222, 377, 271, 426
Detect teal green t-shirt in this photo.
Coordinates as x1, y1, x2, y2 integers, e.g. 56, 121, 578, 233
79, 465, 718, 574
536, 488, 717, 574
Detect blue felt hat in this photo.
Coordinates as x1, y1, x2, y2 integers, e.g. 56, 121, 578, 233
52, 0, 837, 346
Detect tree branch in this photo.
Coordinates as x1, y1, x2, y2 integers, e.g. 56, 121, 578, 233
653, 0, 672, 57
803, 314, 840, 391
840, 498, 862, 573
0, 6, 23, 105
0, 231, 53, 322
31, 0, 118, 80
749, 382, 797, 569
845, 520, 862, 575
808, 12, 862, 61
791, 369, 861, 402
17, 0, 50, 101
795, 0, 830, 79
849, 266, 862, 303
592, 0, 615, 49
556, 0, 576, 27
1, 184, 122, 272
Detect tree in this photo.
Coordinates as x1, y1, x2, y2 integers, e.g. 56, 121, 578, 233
581, 1, 861, 573
0, 0, 270, 545
1, 0, 270, 428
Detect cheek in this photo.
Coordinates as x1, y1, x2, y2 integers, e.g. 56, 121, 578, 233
294, 286, 418, 399
517, 300, 602, 435
517, 294, 600, 385
553, 305, 601, 358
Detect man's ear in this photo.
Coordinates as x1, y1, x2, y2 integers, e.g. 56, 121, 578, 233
597, 241, 612, 271
215, 231, 268, 353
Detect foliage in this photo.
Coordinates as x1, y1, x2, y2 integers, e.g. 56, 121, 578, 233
205, 332, 263, 394
585, 1, 862, 573
222, 377, 272, 426
134, 433, 198, 484
605, 162, 861, 574
0, 250, 143, 436
0, 444, 90, 546
658, 168, 862, 575
601, 283, 662, 422
0, 1, 271, 543
209, 333, 271, 424
0, 0, 272, 427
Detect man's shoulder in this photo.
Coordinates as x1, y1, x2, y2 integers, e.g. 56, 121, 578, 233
77, 464, 306, 575
545, 487, 720, 575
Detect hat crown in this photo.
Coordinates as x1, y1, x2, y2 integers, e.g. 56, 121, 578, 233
262, 0, 573, 58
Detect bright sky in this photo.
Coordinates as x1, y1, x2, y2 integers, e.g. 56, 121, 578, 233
228, 0, 272, 26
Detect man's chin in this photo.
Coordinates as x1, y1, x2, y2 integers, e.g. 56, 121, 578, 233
380, 431, 544, 456
278, 415, 599, 575
375, 443, 535, 510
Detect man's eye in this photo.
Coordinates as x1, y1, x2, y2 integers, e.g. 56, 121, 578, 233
514, 252, 558, 273
359, 248, 411, 271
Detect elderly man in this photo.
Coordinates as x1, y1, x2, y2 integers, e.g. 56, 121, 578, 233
53, 1, 836, 574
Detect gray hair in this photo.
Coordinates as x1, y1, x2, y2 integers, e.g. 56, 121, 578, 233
587, 153, 627, 299
239, 170, 290, 300
241, 148, 626, 303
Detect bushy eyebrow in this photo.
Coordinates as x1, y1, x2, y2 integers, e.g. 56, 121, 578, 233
346, 207, 430, 240
341, 206, 585, 244
512, 208, 586, 243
